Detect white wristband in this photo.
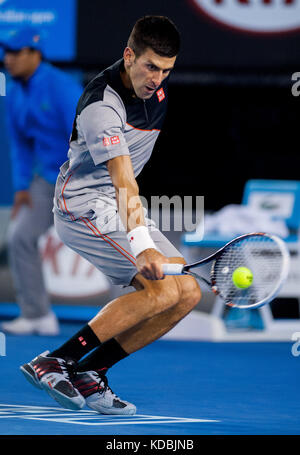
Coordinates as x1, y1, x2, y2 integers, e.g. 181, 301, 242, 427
127, 226, 157, 258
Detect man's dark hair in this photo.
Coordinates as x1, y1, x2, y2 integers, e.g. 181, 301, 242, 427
128, 16, 180, 58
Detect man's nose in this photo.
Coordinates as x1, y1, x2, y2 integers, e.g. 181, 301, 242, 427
152, 71, 163, 87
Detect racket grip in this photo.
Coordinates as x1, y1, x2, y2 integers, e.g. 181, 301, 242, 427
162, 264, 184, 275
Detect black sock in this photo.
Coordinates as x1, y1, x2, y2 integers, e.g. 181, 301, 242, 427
77, 338, 129, 373
48, 324, 101, 362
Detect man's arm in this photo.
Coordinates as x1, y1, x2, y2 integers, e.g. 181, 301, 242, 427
107, 155, 144, 232
107, 155, 168, 280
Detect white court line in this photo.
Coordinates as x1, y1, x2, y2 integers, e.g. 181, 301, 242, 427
0, 403, 82, 412
0, 404, 220, 426
21, 417, 219, 426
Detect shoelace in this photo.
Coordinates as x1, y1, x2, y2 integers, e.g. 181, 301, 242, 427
63, 358, 78, 381
94, 372, 116, 397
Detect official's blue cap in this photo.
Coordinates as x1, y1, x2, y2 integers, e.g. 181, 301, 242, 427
0, 26, 43, 53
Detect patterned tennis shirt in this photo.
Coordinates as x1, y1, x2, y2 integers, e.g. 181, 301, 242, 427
54, 58, 169, 220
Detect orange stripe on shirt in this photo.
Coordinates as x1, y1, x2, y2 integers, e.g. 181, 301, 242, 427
79, 217, 136, 267
61, 173, 76, 221
59, 163, 137, 267
126, 122, 160, 133
85, 218, 136, 262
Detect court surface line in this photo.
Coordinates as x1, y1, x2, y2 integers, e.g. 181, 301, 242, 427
0, 403, 220, 426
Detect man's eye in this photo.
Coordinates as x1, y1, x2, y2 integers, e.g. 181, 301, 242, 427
147, 64, 156, 70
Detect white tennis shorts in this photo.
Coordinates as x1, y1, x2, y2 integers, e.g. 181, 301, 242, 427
54, 204, 183, 286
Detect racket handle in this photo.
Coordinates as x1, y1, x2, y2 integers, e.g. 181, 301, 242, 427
162, 264, 185, 275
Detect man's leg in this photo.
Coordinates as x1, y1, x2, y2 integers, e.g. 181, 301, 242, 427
51, 214, 200, 365
87, 275, 182, 342
49, 256, 200, 365
72, 261, 200, 415
22, 210, 199, 412
116, 260, 201, 353
76, 257, 201, 372
22, 256, 199, 414
51, 268, 188, 363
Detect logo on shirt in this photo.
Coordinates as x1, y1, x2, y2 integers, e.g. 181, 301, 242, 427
103, 137, 110, 147
111, 135, 120, 145
102, 136, 120, 146
156, 88, 165, 102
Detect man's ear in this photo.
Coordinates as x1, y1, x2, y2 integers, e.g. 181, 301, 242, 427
123, 47, 135, 67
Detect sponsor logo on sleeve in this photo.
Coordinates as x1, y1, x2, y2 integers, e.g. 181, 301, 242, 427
111, 135, 120, 145
102, 137, 110, 146
102, 136, 120, 146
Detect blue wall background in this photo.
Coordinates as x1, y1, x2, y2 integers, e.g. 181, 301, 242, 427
0, 0, 77, 62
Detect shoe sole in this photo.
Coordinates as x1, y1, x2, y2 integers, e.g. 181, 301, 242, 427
99, 407, 136, 415
20, 363, 85, 411
86, 403, 137, 415
20, 364, 43, 390
41, 381, 85, 411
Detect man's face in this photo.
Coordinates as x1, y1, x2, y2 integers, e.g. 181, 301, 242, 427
4, 48, 37, 79
123, 47, 176, 100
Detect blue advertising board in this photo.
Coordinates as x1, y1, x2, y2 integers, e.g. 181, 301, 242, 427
0, 0, 77, 61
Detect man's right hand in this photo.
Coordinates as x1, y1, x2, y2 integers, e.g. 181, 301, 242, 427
136, 248, 169, 281
11, 190, 33, 219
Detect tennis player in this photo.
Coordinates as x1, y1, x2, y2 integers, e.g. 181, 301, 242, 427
21, 16, 201, 415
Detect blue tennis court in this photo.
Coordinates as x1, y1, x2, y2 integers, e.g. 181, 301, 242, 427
0, 317, 299, 436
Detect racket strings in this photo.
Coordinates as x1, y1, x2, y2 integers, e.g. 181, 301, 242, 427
212, 236, 284, 307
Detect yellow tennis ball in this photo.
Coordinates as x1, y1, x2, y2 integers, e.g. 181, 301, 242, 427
232, 267, 253, 289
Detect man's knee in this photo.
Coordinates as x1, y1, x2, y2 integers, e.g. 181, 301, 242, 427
134, 274, 181, 317
178, 275, 201, 310
166, 257, 201, 309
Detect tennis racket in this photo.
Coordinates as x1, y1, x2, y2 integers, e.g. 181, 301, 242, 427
162, 232, 290, 309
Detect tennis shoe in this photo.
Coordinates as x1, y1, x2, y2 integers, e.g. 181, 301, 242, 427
72, 370, 136, 415
20, 351, 85, 410
1, 312, 59, 335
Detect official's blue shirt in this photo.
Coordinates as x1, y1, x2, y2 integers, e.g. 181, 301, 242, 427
6, 62, 82, 191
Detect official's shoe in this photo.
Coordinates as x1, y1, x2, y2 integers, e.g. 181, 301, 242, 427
1, 312, 59, 335
20, 351, 85, 410
72, 370, 136, 415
